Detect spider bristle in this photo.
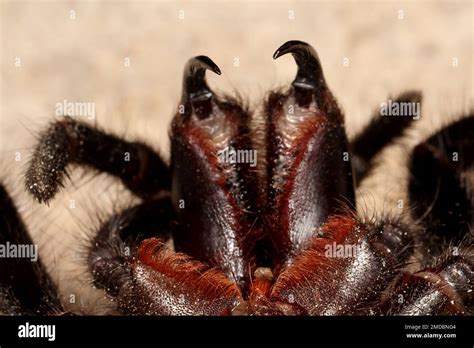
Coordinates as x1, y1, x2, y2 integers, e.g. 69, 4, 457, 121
271, 215, 416, 315
110, 237, 244, 315
138, 238, 241, 299
86, 195, 173, 299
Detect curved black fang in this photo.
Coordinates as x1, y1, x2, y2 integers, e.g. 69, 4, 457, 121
182, 55, 221, 103
273, 40, 325, 90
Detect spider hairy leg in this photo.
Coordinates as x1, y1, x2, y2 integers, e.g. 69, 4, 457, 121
408, 114, 474, 252
0, 183, 63, 315
351, 90, 422, 183
269, 215, 414, 315
88, 195, 174, 297
88, 198, 242, 315
25, 117, 171, 203
265, 40, 355, 267
170, 56, 260, 292
119, 238, 243, 315
375, 246, 473, 315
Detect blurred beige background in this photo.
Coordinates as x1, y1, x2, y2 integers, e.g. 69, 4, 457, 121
0, 1, 473, 313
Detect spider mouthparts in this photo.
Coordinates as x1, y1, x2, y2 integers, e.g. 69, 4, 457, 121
182, 55, 221, 103
273, 40, 325, 90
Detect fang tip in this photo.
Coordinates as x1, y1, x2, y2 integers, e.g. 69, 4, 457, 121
273, 40, 325, 90
182, 55, 221, 103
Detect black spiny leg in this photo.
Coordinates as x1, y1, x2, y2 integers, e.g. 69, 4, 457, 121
88, 195, 174, 297
374, 246, 473, 315
351, 91, 422, 183
408, 114, 474, 252
0, 184, 63, 315
25, 117, 171, 204
88, 196, 243, 315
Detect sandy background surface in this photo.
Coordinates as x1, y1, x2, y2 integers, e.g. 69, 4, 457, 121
1, 0, 473, 313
